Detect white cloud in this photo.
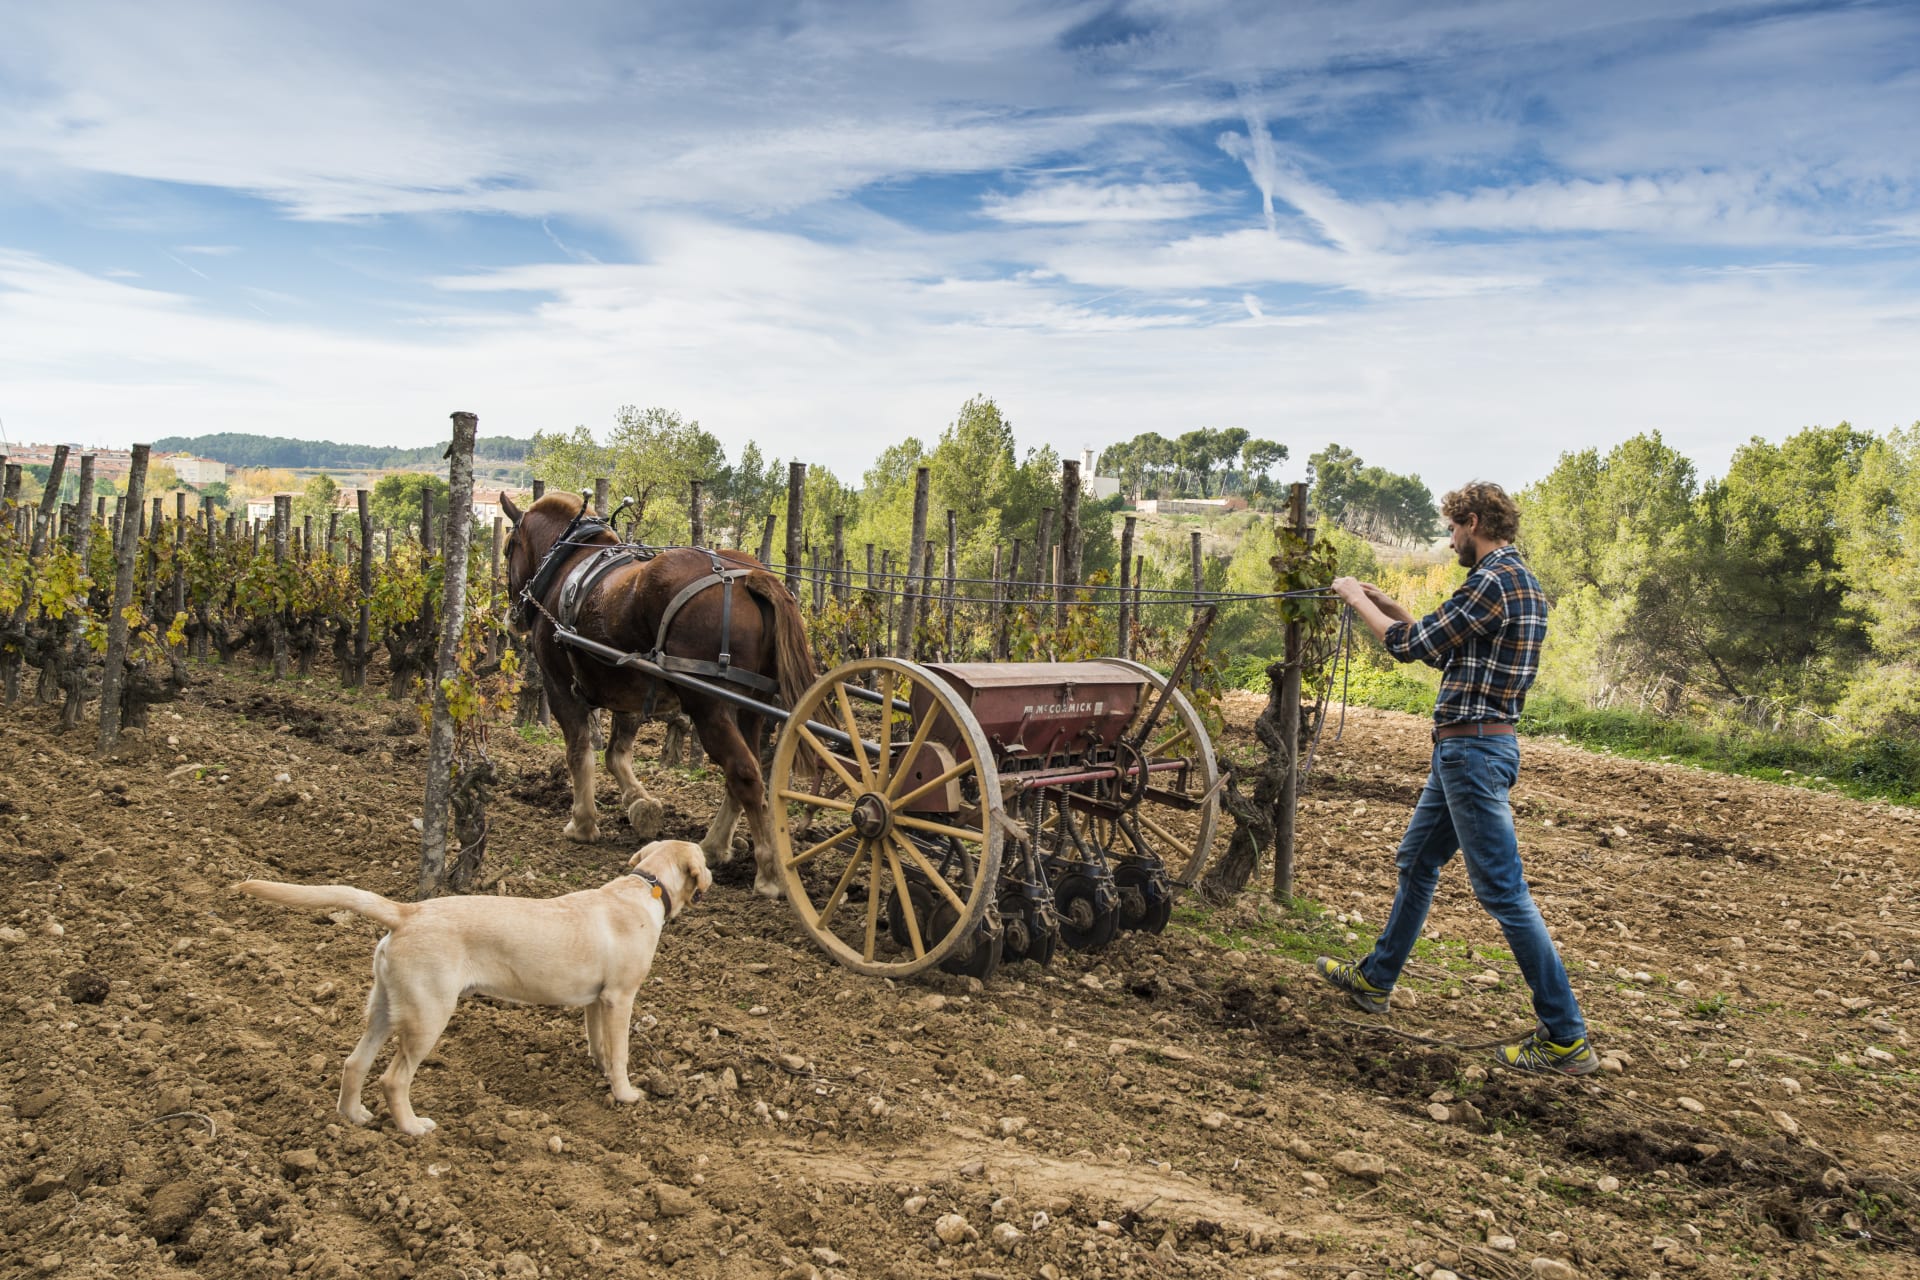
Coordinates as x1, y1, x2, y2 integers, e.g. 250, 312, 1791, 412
0, 0, 1915, 497
981, 181, 1210, 224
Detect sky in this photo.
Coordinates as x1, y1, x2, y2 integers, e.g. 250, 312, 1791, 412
2, 0, 1917, 492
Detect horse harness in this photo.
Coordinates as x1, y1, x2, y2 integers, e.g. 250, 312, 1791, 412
514, 509, 780, 700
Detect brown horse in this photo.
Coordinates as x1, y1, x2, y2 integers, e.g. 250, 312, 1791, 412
500, 491, 816, 897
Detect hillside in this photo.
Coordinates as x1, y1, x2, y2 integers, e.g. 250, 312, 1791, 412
152, 433, 535, 471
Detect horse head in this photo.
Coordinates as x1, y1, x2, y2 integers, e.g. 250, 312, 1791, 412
501, 490, 597, 628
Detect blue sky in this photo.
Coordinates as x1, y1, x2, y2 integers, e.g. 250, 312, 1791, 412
2, 0, 1917, 490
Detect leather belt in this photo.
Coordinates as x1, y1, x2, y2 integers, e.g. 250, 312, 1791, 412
1432, 722, 1516, 742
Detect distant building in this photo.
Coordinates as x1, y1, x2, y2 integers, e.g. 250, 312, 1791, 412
166, 454, 226, 485
1080, 448, 1121, 501
243, 492, 300, 524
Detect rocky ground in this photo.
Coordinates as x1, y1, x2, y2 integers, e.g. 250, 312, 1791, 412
2, 665, 1917, 1280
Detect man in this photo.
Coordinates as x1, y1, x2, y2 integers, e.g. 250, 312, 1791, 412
1318, 481, 1596, 1075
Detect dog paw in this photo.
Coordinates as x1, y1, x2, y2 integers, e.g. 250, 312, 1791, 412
562, 818, 599, 843
341, 1105, 375, 1127
626, 797, 665, 838
397, 1116, 438, 1137
610, 1083, 642, 1104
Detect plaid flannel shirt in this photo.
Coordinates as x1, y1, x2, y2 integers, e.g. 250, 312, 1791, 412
1383, 545, 1547, 726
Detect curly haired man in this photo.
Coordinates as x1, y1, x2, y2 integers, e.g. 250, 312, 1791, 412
1320, 481, 1596, 1074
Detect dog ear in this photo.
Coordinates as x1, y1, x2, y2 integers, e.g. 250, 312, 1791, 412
626, 841, 660, 870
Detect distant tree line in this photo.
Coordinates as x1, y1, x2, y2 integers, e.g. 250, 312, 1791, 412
1307, 445, 1442, 546
1097, 428, 1288, 503
150, 433, 535, 470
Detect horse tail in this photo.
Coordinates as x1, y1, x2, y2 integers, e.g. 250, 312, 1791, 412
743, 569, 819, 712
234, 880, 412, 930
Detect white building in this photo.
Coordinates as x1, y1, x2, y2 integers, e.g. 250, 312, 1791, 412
167, 454, 227, 485
1080, 447, 1121, 501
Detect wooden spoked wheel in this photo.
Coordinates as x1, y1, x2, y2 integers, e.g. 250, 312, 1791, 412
1096, 658, 1220, 887
770, 657, 1004, 978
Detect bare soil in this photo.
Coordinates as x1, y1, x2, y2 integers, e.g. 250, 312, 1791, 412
4, 670, 1918, 1280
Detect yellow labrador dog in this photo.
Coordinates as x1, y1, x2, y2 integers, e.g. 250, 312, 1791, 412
236, 839, 711, 1136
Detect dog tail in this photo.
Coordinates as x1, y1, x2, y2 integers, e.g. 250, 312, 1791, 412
234, 880, 411, 930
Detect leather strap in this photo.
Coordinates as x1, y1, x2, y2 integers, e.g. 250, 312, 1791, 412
647, 569, 781, 696
559, 545, 643, 630
625, 867, 673, 918
1432, 722, 1516, 741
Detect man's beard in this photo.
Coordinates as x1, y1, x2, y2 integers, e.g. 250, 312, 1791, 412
1456, 543, 1476, 569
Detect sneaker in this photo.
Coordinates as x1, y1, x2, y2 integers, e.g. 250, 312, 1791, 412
1495, 1030, 1599, 1075
1315, 956, 1391, 1014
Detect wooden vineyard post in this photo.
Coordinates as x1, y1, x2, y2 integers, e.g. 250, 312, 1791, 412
758, 512, 775, 566
1191, 529, 1204, 607
269, 496, 291, 680
917, 540, 935, 660
1133, 555, 1144, 638
1033, 506, 1054, 622
58, 456, 96, 729
832, 514, 847, 602
943, 509, 956, 659
350, 491, 371, 687
3, 446, 66, 704
879, 550, 894, 654
198, 495, 217, 661
96, 445, 147, 753
1274, 481, 1313, 901
1058, 459, 1080, 627
897, 466, 929, 656
490, 516, 505, 662
327, 510, 340, 563
785, 462, 806, 595
689, 479, 703, 548
172, 492, 187, 623
1118, 515, 1136, 659
593, 477, 609, 519
420, 410, 479, 899
990, 544, 1006, 660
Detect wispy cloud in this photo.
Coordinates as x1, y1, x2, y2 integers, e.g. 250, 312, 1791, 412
981, 181, 1210, 224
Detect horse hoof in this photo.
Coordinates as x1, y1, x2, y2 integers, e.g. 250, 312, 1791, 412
626, 798, 665, 838
752, 876, 786, 901
699, 838, 734, 866
563, 819, 599, 843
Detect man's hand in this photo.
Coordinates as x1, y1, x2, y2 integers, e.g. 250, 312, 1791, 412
1331, 577, 1382, 606
1332, 576, 1415, 645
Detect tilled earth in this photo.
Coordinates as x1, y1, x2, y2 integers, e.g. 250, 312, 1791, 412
3, 668, 1918, 1280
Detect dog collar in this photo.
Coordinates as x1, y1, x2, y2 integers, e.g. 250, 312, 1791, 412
626, 868, 674, 918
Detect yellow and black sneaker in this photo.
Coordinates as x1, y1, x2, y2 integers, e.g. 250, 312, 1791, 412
1496, 1030, 1599, 1075
1314, 956, 1391, 1015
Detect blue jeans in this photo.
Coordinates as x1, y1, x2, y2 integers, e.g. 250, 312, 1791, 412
1357, 735, 1588, 1043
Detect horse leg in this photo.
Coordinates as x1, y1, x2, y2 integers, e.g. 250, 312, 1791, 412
691, 702, 782, 899
552, 690, 600, 843
607, 710, 665, 838
701, 782, 741, 865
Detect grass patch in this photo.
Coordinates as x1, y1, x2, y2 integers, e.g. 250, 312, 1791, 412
1516, 693, 1920, 806
1168, 896, 1353, 965
1689, 992, 1731, 1019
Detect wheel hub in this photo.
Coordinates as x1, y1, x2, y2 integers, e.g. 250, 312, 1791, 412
850, 792, 893, 840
